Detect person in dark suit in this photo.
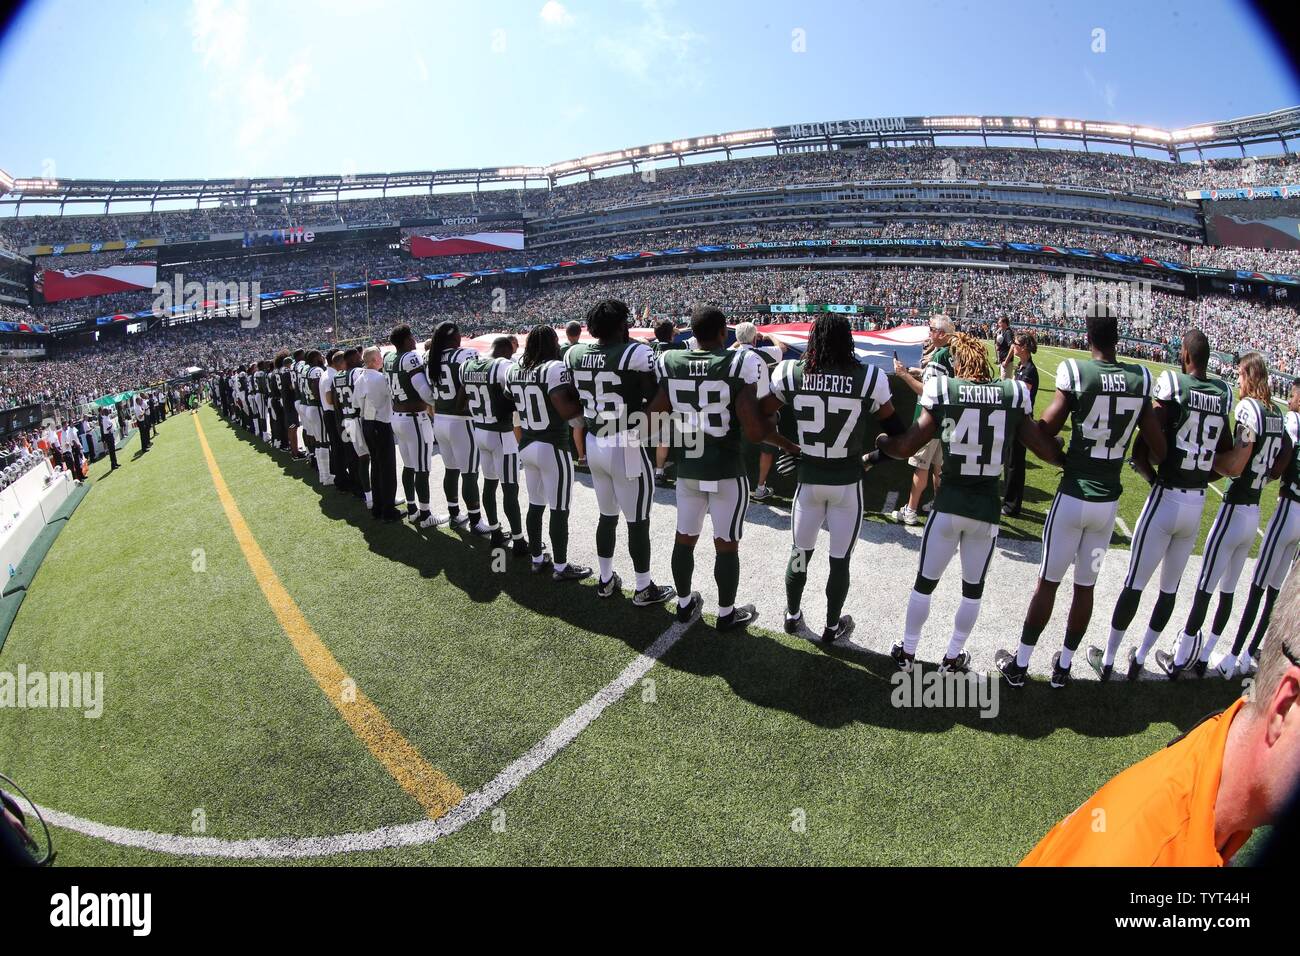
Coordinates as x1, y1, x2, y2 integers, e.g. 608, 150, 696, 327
1002, 331, 1040, 517
99, 407, 118, 470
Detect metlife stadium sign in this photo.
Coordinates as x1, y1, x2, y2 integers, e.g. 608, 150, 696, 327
783, 117, 908, 138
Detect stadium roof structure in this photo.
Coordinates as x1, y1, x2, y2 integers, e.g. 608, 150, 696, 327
2, 107, 1298, 213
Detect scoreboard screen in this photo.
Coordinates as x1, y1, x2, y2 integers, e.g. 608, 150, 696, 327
1205, 197, 1300, 250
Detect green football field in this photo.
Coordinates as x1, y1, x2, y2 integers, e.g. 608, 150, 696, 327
0, 343, 1263, 866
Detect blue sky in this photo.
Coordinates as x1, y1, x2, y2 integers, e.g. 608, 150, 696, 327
0, 0, 1296, 181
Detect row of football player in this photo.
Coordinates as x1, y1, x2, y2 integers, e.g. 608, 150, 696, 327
212, 303, 1300, 681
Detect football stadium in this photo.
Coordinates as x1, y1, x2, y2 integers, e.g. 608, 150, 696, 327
0, 0, 1298, 923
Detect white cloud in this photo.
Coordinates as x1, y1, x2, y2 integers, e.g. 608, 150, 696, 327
596, 0, 702, 86
539, 1, 574, 26
190, 0, 249, 68
236, 55, 312, 151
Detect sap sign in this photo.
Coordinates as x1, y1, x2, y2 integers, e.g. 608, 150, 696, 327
242, 227, 316, 248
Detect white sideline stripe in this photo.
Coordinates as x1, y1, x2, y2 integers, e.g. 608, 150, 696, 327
36, 620, 690, 860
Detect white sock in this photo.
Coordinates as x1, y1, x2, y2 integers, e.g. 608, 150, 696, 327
1103, 627, 1125, 667
1174, 632, 1197, 667
364, 492, 373, 508
598, 556, 614, 581
677, 594, 692, 609
948, 596, 980, 658
1200, 631, 1221, 662
718, 605, 733, 618
418, 501, 430, 512
554, 562, 567, 573
1058, 646, 1074, 669
635, 571, 652, 591
1016, 641, 1034, 669
1136, 627, 1161, 666
903, 590, 931, 655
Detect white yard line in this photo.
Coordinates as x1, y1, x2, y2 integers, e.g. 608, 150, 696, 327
37, 619, 692, 859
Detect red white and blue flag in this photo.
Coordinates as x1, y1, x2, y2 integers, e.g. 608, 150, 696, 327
40, 262, 158, 303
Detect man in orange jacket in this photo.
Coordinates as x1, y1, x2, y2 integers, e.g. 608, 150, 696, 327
1022, 576, 1300, 866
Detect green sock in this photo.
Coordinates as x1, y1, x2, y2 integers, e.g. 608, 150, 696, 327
785, 547, 810, 616
503, 482, 522, 537
461, 473, 481, 516
671, 541, 695, 600
826, 555, 851, 626
627, 519, 651, 575
481, 478, 499, 527
527, 503, 545, 557
596, 514, 618, 561
549, 509, 569, 565
715, 550, 740, 610
443, 470, 460, 516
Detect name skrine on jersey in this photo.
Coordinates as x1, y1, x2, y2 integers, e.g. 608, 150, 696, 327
384, 350, 425, 405
1056, 358, 1152, 502
332, 368, 359, 420
769, 358, 892, 485
1281, 411, 1300, 502
656, 347, 766, 480
461, 356, 515, 432
1154, 369, 1232, 490
506, 360, 573, 448
564, 340, 655, 433
1225, 398, 1286, 505
429, 347, 477, 416
922, 373, 1034, 523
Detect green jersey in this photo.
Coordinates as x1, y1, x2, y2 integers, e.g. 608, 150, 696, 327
506, 359, 573, 448
911, 344, 955, 423
922, 372, 1034, 523
384, 349, 429, 406
429, 347, 477, 416
1281, 411, 1300, 503
1153, 369, 1232, 490
253, 369, 269, 396
1224, 398, 1286, 505
303, 366, 324, 408
332, 368, 358, 420
294, 360, 310, 403
1055, 357, 1153, 502
655, 347, 766, 480
769, 358, 892, 485
564, 340, 656, 433
461, 356, 515, 432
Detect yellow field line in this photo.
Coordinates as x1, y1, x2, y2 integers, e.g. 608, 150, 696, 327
192, 413, 464, 818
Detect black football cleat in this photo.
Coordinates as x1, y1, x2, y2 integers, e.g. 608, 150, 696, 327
1125, 648, 1144, 681
716, 605, 757, 632
529, 553, 553, 574
1049, 651, 1071, 689
994, 649, 1027, 687
553, 563, 593, 583
511, 537, 530, 557
783, 610, 803, 635
1191, 658, 1208, 679
1155, 649, 1185, 680
632, 582, 675, 607
890, 640, 916, 673
821, 616, 854, 644
676, 592, 702, 625
596, 572, 622, 598
938, 650, 971, 673
1086, 645, 1112, 681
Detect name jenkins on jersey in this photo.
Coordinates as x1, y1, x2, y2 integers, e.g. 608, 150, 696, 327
1153, 369, 1233, 490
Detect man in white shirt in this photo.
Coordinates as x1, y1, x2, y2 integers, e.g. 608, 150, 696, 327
358, 345, 399, 521
98, 407, 118, 470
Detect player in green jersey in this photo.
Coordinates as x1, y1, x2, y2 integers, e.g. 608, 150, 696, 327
384, 324, 439, 527
873, 332, 1064, 672
760, 314, 905, 643
995, 312, 1166, 688
463, 335, 528, 555
1103, 329, 1234, 680
565, 299, 675, 606
506, 325, 592, 582
647, 305, 773, 631
1217, 378, 1300, 678
427, 320, 484, 532
1164, 352, 1293, 679
649, 319, 686, 485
